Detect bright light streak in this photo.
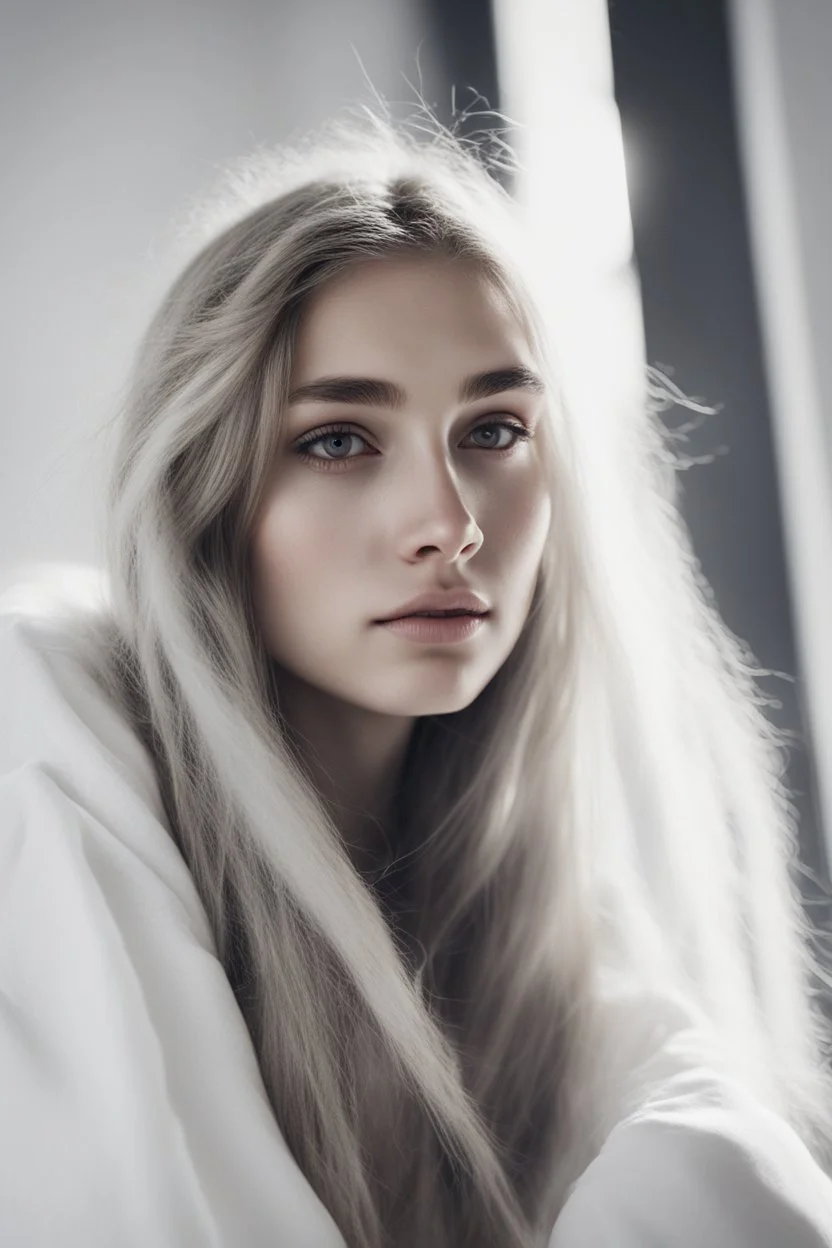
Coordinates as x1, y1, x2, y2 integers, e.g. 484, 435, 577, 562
491, 0, 644, 429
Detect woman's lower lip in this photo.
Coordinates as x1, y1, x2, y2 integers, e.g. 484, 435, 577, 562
376, 613, 489, 643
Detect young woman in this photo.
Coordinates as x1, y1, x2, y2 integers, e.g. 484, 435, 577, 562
2, 108, 832, 1248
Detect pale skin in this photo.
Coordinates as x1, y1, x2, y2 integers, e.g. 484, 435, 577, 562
250, 254, 552, 873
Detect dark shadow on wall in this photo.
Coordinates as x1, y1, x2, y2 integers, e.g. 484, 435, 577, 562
421, 0, 514, 192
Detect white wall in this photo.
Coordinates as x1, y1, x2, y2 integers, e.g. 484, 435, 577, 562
0, 0, 442, 587
727, 0, 832, 865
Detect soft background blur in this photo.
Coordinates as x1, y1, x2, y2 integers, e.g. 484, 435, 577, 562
1, 0, 830, 902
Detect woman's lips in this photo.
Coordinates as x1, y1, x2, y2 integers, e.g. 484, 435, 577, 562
375, 613, 489, 644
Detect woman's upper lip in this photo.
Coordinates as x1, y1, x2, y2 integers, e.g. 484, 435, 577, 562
375, 590, 490, 622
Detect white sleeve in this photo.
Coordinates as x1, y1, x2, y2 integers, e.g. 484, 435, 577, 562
550, 1054, 832, 1247
0, 607, 348, 1248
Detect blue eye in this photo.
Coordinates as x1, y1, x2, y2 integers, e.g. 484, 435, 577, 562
294, 426, 367, 463
466, 423, 531, 451
292, 419, 533, 469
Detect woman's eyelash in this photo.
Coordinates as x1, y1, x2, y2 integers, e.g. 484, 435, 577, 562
292, 419, 534, 467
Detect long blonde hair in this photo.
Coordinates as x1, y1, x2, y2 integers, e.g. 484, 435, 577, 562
61, 106, 832, 1245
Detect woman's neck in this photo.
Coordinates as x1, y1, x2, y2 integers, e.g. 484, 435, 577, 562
276, 668, 415, 874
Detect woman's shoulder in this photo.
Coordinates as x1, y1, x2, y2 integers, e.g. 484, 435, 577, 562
1, 565, 152, 784
0, 568, 348, 1248
0, 564, 202, 919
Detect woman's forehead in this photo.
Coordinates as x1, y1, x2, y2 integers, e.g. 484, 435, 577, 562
291, 258, 532, 381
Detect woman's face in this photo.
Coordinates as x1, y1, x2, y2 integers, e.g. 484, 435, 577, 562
251, 253, 551, 720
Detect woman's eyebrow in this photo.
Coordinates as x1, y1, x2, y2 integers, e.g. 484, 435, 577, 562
286, 365, 545, 409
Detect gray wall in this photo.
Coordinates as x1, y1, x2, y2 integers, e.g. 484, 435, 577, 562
728, 0, 832, 872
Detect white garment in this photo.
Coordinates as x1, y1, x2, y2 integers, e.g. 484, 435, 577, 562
1, 588, 831, 1247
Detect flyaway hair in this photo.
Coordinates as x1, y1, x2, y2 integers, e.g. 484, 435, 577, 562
17, 103, 832, 1247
